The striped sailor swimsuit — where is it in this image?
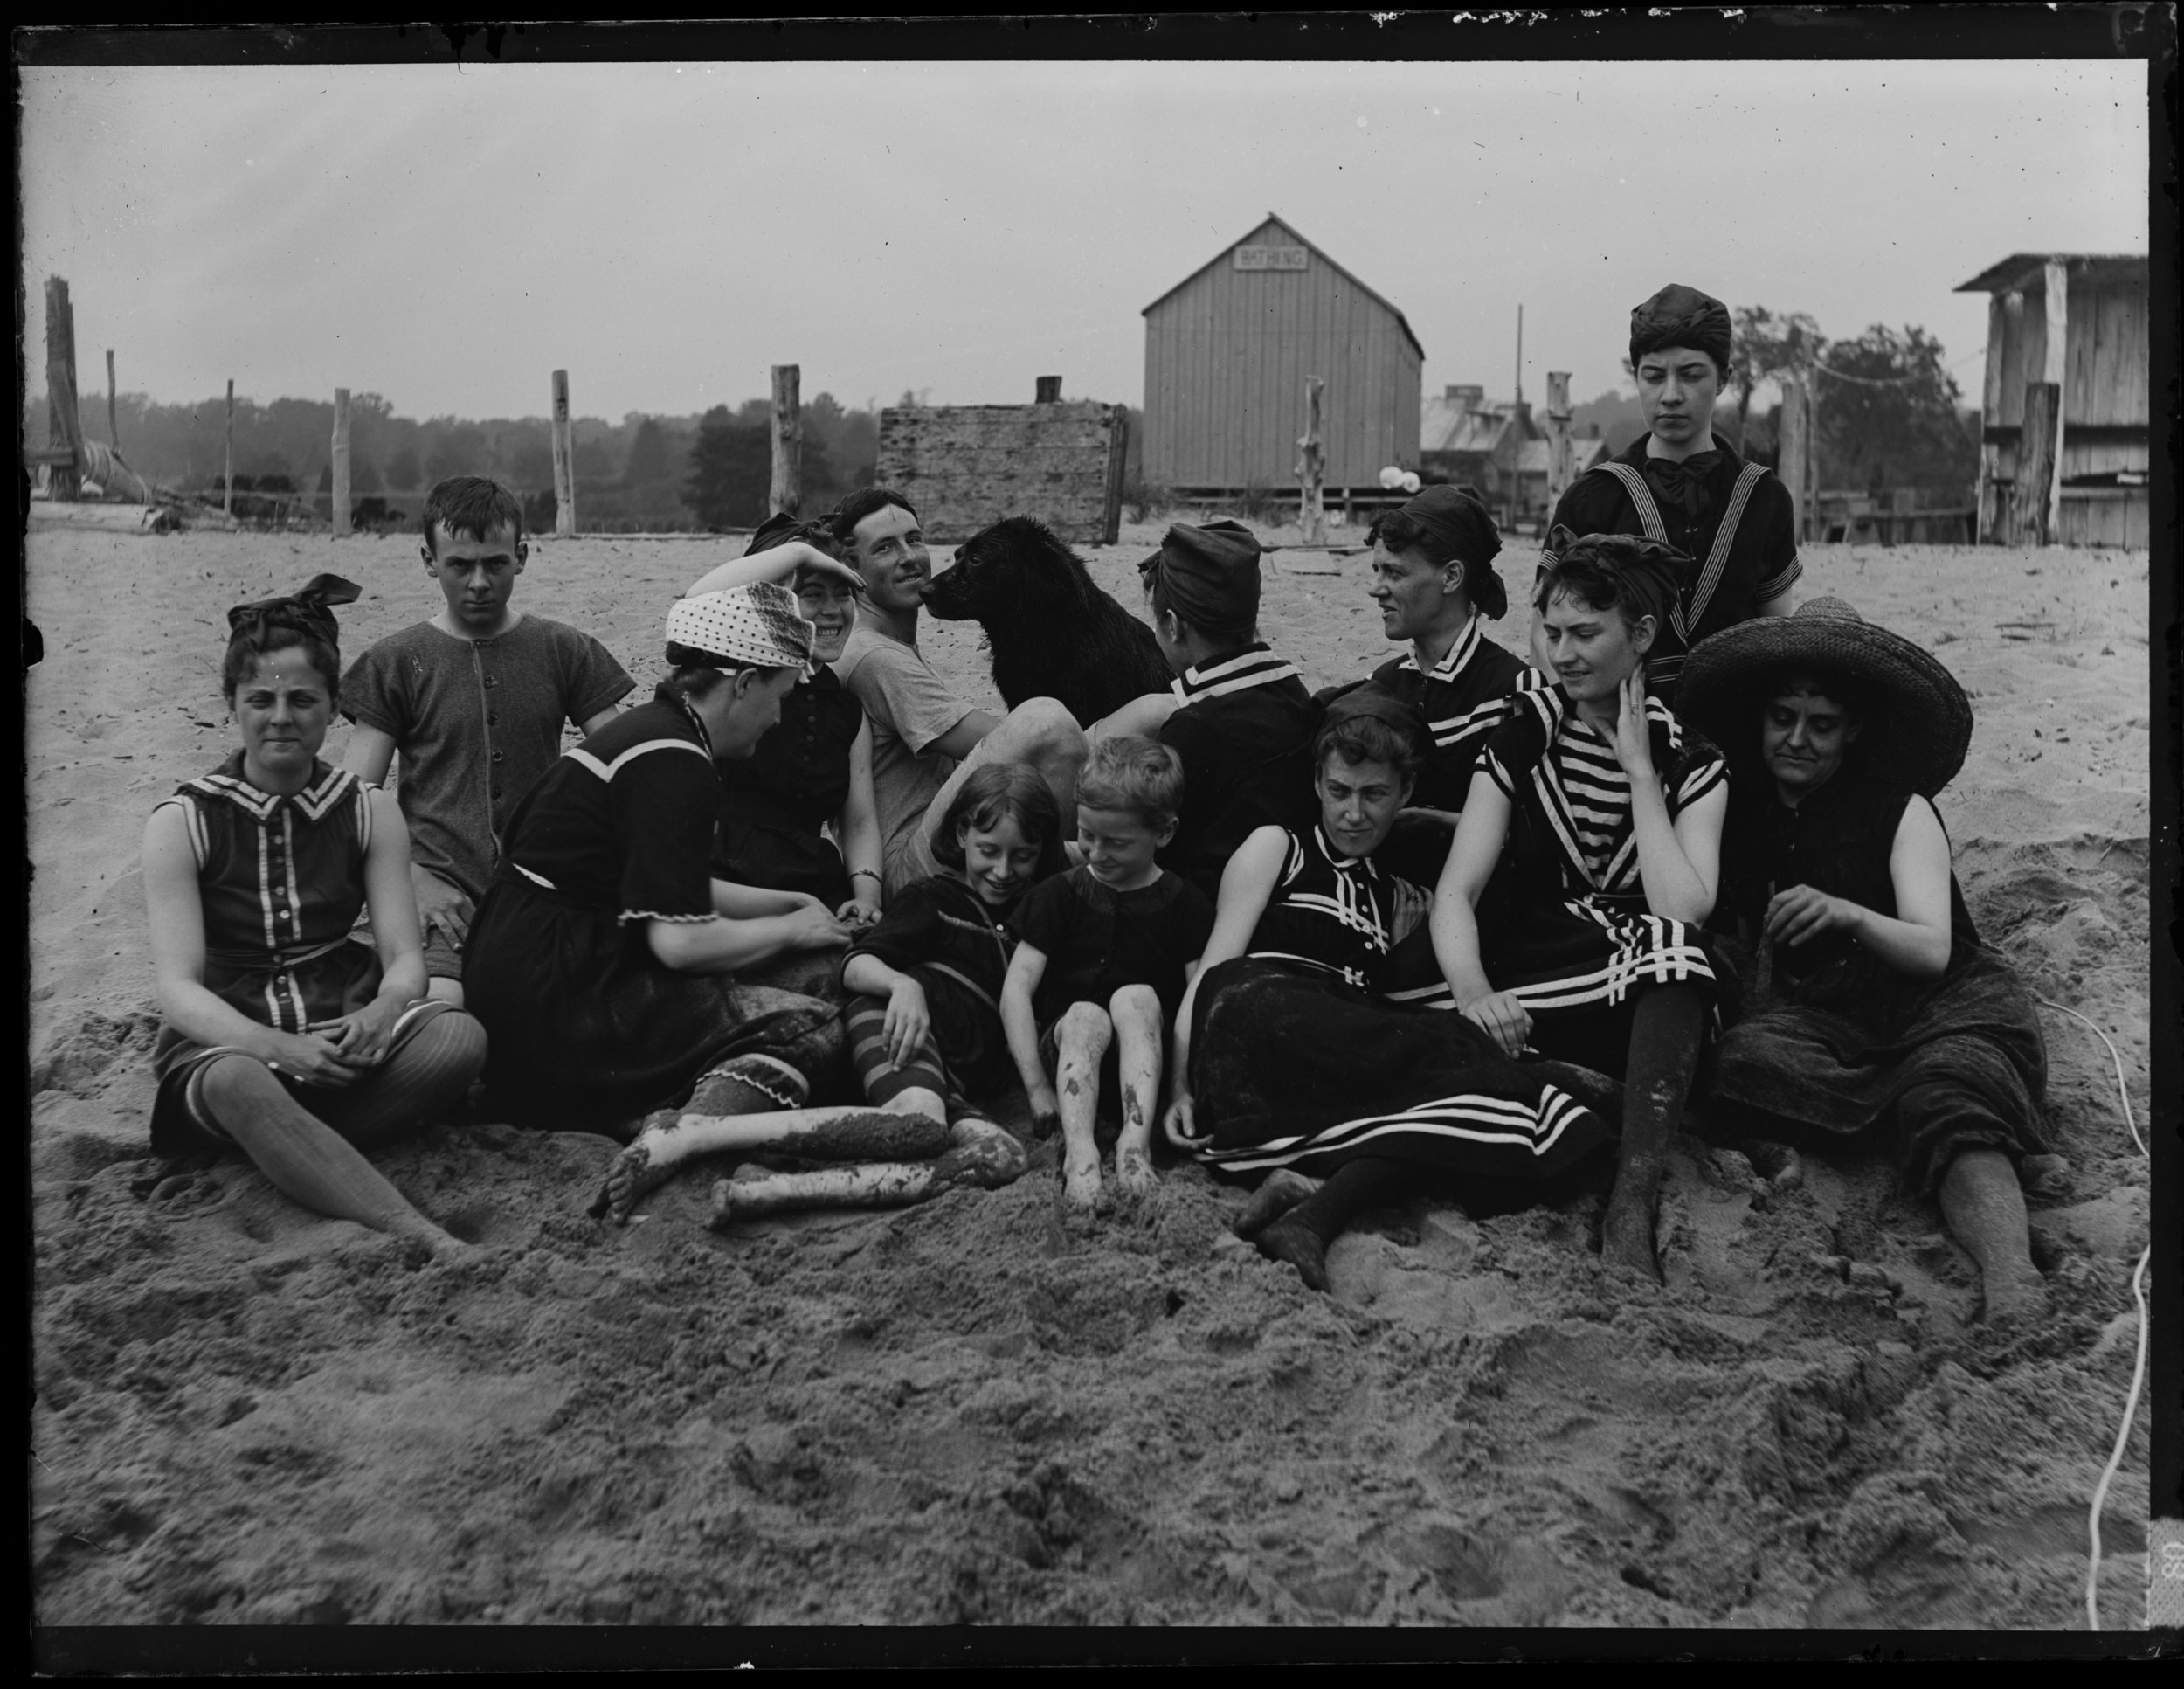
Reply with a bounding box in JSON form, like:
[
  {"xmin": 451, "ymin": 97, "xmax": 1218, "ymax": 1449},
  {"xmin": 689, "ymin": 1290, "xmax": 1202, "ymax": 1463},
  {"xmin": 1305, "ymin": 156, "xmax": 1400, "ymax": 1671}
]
[
  {"xmin": 147, "ymin": 755, "xmax": 453, "ymax": 1155},
  {"xmin": 1469, "ymin": 683, "xmax": 1731, "ymax": 1069},
  {"xmin": 1178, "ymin": 826, "xmax": 1612, "ymax": 1184}
]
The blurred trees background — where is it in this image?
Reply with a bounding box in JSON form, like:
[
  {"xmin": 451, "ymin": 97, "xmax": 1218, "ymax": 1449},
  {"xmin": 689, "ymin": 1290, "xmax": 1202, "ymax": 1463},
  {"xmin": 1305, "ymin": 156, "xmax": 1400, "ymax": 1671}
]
[{"xmin": 39, "ymin": 387, "xmax": 886, "ymax": 532}]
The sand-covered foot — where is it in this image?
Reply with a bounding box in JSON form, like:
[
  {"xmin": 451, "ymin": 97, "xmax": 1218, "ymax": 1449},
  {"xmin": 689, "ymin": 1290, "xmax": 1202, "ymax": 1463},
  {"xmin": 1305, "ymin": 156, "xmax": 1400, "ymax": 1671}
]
[
  {"xmin": 588, "ymin": 1137, "xmax": 681, "ymax": 1223},
  {"xmin": 1234, "ymin": 1168, "xmax": 1321, "ymax": 1240},
  {"xmin": 1255, "ymin": 1214, "xmax": 1330, "ymax": 1291},
  {"xmin": 1114, "ymin": 1141, "xmax": 1158, "ymax": 1200},
  {"xmin": 1600, "ymin": 1198, "xmax": 1663, "ymax": 1284},
  {"xmin": 1060, "ymin": 1146, "xmax": 1102, "ymax": 1212},
  {"xmin": 1978, "ymin": 1267, "xmax": 2051, "ymax": 1329},
  {"xmin": 1745, "ymin": 1140, "xmax": 1804, "ymax": 1192}
]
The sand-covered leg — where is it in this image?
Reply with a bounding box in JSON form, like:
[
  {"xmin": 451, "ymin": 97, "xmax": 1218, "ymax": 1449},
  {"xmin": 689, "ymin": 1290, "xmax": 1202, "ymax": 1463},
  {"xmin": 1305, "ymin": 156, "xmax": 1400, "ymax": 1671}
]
[
  {"xmin": 593, "ymin": 1104, "xmax": 954, "ymax": 1222},
  {"xmin": 1233, "ymin": 1168, "xmax": 1324, "ymax": 1239},
  {"xmin": 943, "ymin": 1116, "xmax": 1029, "ymax": 1189},
  {"xmin": 1109, "ymin": 984, "xmax": 1164, "ymax": 1199},
  {"xmin": 1054, "ymin": 1002, "xmax": 1113, "ymax": 1212},
  {"xmin": 1600, "ymin": 986, "xmax": 1704, "ymax": 1284},
  {"xmin": 710, "ymin": 1161, "xmax": 939, "ymax": 1222},
  {"xmin": 1939, "ymin": 1146, "xmax": 2049, "ymax": 1326}
]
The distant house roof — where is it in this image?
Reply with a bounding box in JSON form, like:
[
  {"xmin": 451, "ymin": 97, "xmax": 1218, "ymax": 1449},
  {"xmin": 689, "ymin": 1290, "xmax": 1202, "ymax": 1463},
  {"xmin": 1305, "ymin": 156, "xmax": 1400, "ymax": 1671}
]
[
  {"xmin": 1420, "ymin": 395, "xmax": 1532, "ymax": 456},
  {"xmin": 1142, "ymin": 212, "xmax": 1426, "ymax": 362},
  {"xmin": 1953, "ymin": 253, "xmax": 2148, "ymax": 294}
]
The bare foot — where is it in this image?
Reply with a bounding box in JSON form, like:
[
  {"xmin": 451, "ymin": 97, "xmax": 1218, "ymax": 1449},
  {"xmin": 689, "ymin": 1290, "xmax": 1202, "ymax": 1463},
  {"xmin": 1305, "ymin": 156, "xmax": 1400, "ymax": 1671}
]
[
  {"xmin": 589, "ymin": 1136, "xmax": 677, "ymax": 1223},
  {"xmin": 1978, "ymin": 1267, "xmax": 2051, "ymax": 1328},
  {"xmin": 1255, "ymin": 1213, "xmax": 1330, "ymax": 1291},
  {"xmin": 1745, "ymin": 1140, "xmax": 1804, "ymax": 1192},
  {"xmin": 1600, "ymin": 1197, "xmax": 1662, "ymax": 1284},
  {"xmin": 1061, "ymin": 1148, "xmax": 1102, "ymax": 1212},
  {"xmin": 1234, "ymin": 1169, "xmax": 1322, "ymax": 1239},
  {"xmin": 1115, "ymin": 1141, "xmax": 1158, "ymax": 1199}
]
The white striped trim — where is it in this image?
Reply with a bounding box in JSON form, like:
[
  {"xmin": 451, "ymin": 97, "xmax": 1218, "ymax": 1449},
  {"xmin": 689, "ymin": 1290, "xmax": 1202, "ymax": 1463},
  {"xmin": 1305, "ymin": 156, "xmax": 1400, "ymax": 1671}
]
[
  {"xmin": 1399, "ymin": 613, "xmax": 1485, "ymax": 685},
  {"xmin": 1596, "ymin": 458, "xmax": 1766, "ymax": 640},
  {"xmin": 566, "ymin": 737, "xmax": 713, "ymax": 781},
  {"xmin": 1192, "ymin": 1082, "xmax": 1591, "ymax": 1172},
  {"xmin": 1171, "ymin": 647, "xmax": 1302, "ymax": 704},
  {"xmin": 511, "ymin": 862, "xmax": 560, "ymax": 891}
]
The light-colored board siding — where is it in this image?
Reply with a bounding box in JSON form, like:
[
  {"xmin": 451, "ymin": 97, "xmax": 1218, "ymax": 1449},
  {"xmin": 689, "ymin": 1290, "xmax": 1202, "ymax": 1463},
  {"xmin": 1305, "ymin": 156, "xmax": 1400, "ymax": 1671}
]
[
  {"xmin": 1144, "ymin": 217, "xmax": 1420, "ymax": 489},
  {"xmin": 2060, "ymin": 437, "xmax": 2149, "ymax": 479}
]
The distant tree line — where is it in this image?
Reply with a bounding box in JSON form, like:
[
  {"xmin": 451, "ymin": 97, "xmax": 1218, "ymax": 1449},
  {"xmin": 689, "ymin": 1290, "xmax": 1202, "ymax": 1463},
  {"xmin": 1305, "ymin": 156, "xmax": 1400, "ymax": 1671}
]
[{"xmin": 27, "ymin": 388, "xmax": 881, "ymax": 532}]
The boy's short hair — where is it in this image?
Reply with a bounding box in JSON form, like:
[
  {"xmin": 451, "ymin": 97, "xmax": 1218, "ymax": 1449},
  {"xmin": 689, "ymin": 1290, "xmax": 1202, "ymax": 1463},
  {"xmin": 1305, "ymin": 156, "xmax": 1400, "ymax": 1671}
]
[
  {"xmin": 1075, "ymin": 736, "xmax": 1185, "ymax": 827},
  {"xmin": 422, "ymin": 476, "xmax": 525, "ymax": 555},
  {"xmin": 829, "ymin": 488, "xmax": 918, "ymax": 552}
]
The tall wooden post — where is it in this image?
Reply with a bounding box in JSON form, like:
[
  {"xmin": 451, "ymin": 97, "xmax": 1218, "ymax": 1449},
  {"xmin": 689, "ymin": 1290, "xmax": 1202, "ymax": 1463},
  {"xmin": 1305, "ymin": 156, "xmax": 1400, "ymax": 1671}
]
[
  {"xmin": 1296, "ymin": 376, "xmax": 1326, "ymax": 544},
  {"xmin": 1779, "ymin": 378, "xmax": 1813, "ymax": 543},
  {"xmin": 549, "ymin": 369, "xmax": 575, "ymax": 536},
  {"xmin": 1544, "ymin": 370, "xmax": 1574, "ymax": 519},
  {"xmin": 2015, "ymin": 382, "xmax": 2061, "ymax": 547},
  {"xmin": 105, "ymin": 349, "xmax": 118, "ymax": 451},
  {"xmin": 2039, "ymin": 259, "xmax": 2070, "ymax": 546},
  {"xmin": 45, "ymin": 276, "xmax": 82, "ymax": 501},
  {"xmin": 770, "ymin": 363, "xmax": 802, "ymax": 518},
  {"xmin": 224, "ymin": 379, "xmax": 236, "ymax": 516},
  {"xmin": 331, "ymin": 387, "xmax": 353, "ymax": 536},
  {"xmin": 1034, "ymin": 375, "xmax": 1061, "ymax": 404},
  {"xmin": 1974, "ymin": 291, "xmax": 2008, "ymax": 542}
]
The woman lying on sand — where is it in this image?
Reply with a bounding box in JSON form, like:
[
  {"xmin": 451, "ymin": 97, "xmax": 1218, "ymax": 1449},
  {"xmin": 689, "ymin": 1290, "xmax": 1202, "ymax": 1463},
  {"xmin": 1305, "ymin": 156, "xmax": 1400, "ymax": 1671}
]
[
  {"xmin": 1677, "ymin": 599, "xmax": 2052, "ymax": 1323},
  {"xmin": 1165, "ymin": 687, "xmax": 1614, "ymax": 1291},
  {"xmin": 461, "ymin": 585, "xmax": 848, "ymax": 1138},
  {"xmin": 140, "ymin": 575, "xmax": 486, "ymax": 1255},
  {"xmin": 1432, "ymin": 531, "xmax": 1731, "ymax": 1284},
  {"xmin": 591, "ymin": 763, "xmax": 1055, "ymax": 1225}
]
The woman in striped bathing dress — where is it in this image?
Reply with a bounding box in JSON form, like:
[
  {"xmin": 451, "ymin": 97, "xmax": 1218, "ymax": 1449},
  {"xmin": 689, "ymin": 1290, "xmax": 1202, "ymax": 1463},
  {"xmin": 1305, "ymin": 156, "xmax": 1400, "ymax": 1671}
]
[
  {"xmin": 140, "ymin": 575, "xmax": 487, "ymax": 1254},
  {"xmin": 1163, "ymin": 688, "xmax": 1614, "ymax": 1291},
  {"xmin": 1433, "ymin": 530, "xmax": 1732, "ymax": 1283}
]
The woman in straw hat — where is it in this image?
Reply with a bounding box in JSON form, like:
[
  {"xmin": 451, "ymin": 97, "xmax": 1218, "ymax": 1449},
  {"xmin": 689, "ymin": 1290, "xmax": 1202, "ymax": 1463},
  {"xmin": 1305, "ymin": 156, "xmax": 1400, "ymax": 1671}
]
[
  {"xmin": 1677, "ymin": 599, "xmax": 2050, "ymax": 1323},
  {"xmin": 463, "ymin": 585, "xmax": 851, "ymax": 1138},
  {"xmin": 1433, "ymin": 531, "xmax": 1733, "ymax": 1284}
]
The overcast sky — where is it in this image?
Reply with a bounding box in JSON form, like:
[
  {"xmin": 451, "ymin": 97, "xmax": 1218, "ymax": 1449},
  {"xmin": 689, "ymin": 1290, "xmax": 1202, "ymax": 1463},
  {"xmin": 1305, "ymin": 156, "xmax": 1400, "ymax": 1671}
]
[{"xmin": 20, "ymin": 51, "xmax": 2148, "ymax": 422}]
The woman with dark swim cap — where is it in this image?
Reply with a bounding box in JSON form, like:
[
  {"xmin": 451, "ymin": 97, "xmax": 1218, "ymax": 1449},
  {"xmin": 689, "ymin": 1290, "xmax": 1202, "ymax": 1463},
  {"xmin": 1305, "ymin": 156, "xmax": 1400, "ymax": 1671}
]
[
  {"xmin": 140, "ymin": 576, "xmax": 487, "ymax": 1253},
  {"xmin": 1542, "ymin": 283, "xmax": 1801, "ymax": 702}
]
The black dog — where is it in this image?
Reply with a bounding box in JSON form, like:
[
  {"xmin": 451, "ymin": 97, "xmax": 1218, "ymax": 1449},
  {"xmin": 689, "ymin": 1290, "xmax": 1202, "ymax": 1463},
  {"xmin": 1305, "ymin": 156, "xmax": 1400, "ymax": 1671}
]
[{"xmin": 922, "ymin": 516, "xmax": 1174, "ymax": 728}]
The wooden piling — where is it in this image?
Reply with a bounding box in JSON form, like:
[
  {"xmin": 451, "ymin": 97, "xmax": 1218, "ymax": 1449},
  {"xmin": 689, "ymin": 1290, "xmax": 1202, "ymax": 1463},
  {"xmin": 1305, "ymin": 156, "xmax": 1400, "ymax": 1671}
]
[
  {"xmin": 1034, "ymin": 376, "xmax": 1062, "ymax": 404},
  {"xmin": 224, "ymin": 379, "xmax": 235, "ymax": 516},
  {"xmin": 105, "ymin": 349, "xmax": 118, "ymax": 453},
  {"xmin": 331, "ymin": 387, "xmax": 352, "ymax": 537},
  {"xmin": 1778, "ymin": 378, "xmax": 1813, "ymax": 543},
  {"xmin": 550, "ymin": 369, "xmax": 575, "ymax": 536},
  {"xmin": 770, "ymin": 364, "xmax": 802, "ymax": 518},
  {"xmin": 1296, "ymin": 376, "xmax": 1326, "ymax": 544},
  {"xmin": 1545, "ymin": 370, "xmax": 1574, "ymax": 516},
  {"xmin": 45, "ymin": 276, "xmax": 82, "ymax": 501},
  {"xmin": 2015, "ymin": 381, "xmax": 2061, "ymax": 547}
]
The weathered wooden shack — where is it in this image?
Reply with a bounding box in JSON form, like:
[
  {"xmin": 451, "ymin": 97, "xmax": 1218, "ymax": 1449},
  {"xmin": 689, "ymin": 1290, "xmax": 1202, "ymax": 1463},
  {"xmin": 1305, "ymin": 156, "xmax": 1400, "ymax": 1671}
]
[
  {"xmin": 1141, "ymin": 213, "xmax": 1422, "ymax": 499},
  {"xmin": 1956, "ymin": 253, "xmax": 2148, "ymax": 548}
]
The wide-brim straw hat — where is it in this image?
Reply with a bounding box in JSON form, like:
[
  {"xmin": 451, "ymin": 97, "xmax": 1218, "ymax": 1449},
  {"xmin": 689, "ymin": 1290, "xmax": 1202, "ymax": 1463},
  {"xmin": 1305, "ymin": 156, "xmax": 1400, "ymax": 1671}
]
[{"xmin": 1677, "ymin": 597, "xmax": 1973, "ymax": 796}]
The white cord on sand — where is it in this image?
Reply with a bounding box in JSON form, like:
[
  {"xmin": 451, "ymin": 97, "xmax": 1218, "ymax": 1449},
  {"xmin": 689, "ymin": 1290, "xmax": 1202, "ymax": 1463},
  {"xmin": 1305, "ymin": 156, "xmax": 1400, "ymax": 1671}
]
[
  {"xmin": 2083, "ymin": 1248, "xmax": 2149, "ymax": 1633},
  {"xmin": 2035, "ymin": 998, "xmax": 2149, "ymax": 1632},
  {"xmin": 2037, "ymin": 997, "xmax": 2146, "ymax": 1157}
]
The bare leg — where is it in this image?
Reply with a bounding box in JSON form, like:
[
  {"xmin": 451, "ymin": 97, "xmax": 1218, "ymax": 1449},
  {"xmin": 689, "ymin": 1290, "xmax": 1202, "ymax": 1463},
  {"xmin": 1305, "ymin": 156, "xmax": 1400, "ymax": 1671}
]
[
  {"xmin": 1600, "ymin": 986, "xmax": 1704, "ymax": 1284},
  {"xmin": 1938, "ymin": 1148, "xmax": 2049, "ymax": 1325},
  {"xmin": 592, "ymin": 1088, "xmax": 947, "ymax": 1223},
  {"xmin": 1089, "ymin": 692, "xmax": 1181, "ymax": 744},
  {"xmin": 709, "ymin": 1116, "xmax": 1029, "ymax": 1224},
  {"xmin": 425, "ymin": 977, "xmax": 466, "ymax": 1007},
  {"xmin": 1107, "ymin": 984, "xmax": 1165, "ymax": 1198},
  {"xmin": 197, "ymin": 1056, "xmax": 464, "ymax": 1255},
  {"xmin": 1054, "ymin": 1002, "xmax": 1113, "ymax": 1211}
]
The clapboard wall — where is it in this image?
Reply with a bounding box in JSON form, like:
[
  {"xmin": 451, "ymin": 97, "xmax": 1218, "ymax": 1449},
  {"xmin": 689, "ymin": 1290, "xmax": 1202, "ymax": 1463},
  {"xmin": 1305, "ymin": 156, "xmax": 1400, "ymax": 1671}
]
[
  {"xmin": 874, "ymin": 399, "xmax": 1125, "ymax": 544},
  {"xmin": 1142, "ymin": 214, "xmax": 1423, "ymax": 493},
  {"xmin": 1960, "ymin": 253, "xmax": 2148, "ymax": 548}
]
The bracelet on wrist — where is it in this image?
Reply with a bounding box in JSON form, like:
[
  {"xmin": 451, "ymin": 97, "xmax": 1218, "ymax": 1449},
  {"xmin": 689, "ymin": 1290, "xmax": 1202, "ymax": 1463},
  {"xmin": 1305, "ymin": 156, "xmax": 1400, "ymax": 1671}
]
[{"xmin": 850, "ymin": 869, "xmax": 882, "ymax": 885}]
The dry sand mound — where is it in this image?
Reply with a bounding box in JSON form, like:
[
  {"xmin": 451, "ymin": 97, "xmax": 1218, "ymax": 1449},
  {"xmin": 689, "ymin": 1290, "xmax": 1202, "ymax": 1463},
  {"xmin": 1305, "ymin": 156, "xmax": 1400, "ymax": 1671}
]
[{"xmin": 28, "ymin": 529, "xmax": 2151, "ymax": 1632}]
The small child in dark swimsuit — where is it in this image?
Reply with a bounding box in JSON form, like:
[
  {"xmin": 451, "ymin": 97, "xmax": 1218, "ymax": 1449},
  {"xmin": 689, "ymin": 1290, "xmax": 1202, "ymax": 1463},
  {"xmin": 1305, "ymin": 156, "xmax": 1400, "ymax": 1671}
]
[{"xmin": 1001, "ymin": 737, "xmax": 1216, "ymax": 1211}]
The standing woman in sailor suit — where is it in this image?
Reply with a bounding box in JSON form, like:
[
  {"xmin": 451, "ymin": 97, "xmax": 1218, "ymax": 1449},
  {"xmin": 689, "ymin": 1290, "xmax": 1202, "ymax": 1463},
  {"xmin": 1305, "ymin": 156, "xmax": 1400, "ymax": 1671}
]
[{"xmin": 141, "ymin": 576, "xmax": 487, "ymax": 1253}]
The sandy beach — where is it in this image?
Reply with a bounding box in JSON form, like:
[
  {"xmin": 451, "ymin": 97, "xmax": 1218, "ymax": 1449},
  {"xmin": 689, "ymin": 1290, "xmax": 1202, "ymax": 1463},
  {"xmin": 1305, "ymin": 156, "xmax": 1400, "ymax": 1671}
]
[{"xmin": 28, "ymin": 522, "xmax": 2152, "ymax": 1631}]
